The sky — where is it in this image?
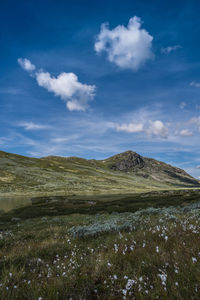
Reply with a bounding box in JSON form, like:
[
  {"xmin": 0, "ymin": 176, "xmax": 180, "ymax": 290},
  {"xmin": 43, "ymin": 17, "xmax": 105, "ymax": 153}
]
[{"xmin": 1, "ymin": 0, "xmax": 200, "ymax": 178}]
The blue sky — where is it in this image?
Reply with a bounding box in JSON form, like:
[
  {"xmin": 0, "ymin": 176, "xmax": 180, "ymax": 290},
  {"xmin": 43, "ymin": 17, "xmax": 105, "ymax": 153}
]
[{"xmin": 1, "ymin": 0, "xmax": 200, "ymax": 178}]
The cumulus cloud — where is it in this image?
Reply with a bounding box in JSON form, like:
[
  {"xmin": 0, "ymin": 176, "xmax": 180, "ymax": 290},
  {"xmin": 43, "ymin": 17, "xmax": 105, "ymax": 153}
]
[
  {"xmin": 161, "ymin": 45, "xmax": 182, "ymax": 54},
  {"xmin": 113, "ymin": 118, "xmax": 168, "ymax": 139},
  {"xmin": 147, "ymin": 120, "xmax": 168, "ymax": 139},
  {"xmin": 35, "ymin": 71, "xmax": 95, "ymax": 111},
  {"xmin": 18, "ymin": 58, "xmax": 96, "ymax": 111},
  {"xmin": 17, "ymin": 58, "xmax": 35, "ymax": 71},
  {"xmin": 95, "ymin": 16, "xmax": 154, "ymax": 70},
  {"xmin": 115, "ymin": 122, "xmax": 144, "ymax": 133},
  {"xmin": 190, "ymin": 81, "xmax": 200, "ymax": 88},
  {"xmin": 177, "ymin": 129, "xmax": 193, "ymax": 137},
  {"xmin": 19, "ymin": 122, "xmax": 50, "ymax": 130}
]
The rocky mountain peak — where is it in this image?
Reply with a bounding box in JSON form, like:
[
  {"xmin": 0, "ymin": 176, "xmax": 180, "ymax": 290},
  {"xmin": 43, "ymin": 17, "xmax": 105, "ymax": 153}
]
[{"xmin": 109, "ymin": 150, "xmax": 145, "ymax": 171}]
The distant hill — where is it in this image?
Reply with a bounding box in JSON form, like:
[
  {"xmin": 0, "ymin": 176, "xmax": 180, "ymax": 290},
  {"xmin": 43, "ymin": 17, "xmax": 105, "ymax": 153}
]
[{"xmin": 0, "ymin": 150, "xmax": 199, "ymax": 195}]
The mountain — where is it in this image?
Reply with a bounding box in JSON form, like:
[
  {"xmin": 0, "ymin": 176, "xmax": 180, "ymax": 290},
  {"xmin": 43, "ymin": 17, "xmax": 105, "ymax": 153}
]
[{"xmin": 0, "ymin": 150, "xmax": 199, "ymax": 195}]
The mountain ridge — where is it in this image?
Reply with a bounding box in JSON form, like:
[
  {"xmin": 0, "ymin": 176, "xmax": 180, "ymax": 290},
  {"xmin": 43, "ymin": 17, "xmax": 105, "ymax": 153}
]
[{"xmin": 0, "ymin": 149, "xmax": 199, "ymax": 195}]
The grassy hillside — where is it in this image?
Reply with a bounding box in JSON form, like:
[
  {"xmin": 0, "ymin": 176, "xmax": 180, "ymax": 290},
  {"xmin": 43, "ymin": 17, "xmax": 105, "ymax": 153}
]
[{"xmin": 0, "ymin": 150, "xmax": 199, "ymax": 196}]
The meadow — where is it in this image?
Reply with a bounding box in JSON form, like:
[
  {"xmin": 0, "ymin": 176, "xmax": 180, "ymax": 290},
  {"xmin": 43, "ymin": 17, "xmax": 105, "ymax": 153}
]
[{"xmin": 0, "ymin": 191, "xmax": 200, "ymax": 299}]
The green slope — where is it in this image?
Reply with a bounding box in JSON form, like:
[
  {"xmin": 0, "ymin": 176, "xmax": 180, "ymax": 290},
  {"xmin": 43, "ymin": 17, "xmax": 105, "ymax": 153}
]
[{"xmin": 0, "ymin": 150, "xmax": 199, "ymax": 196}]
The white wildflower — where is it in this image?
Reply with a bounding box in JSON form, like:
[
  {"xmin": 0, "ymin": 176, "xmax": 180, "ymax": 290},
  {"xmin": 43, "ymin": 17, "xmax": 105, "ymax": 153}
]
[
  {"xmin": 126, "ymin": 279, "xmax": 135, "ymax": 290},
  {"xmin": 158, "ymin": 273, "xmax": 167, "ymax": 286},
  {"xmin": 192, "ymin": 257, "xmax": 197, "ymax": 263},
  {"xmin": 114, "ymin": 244, "xmax": 118, "ymax": 253},
  {"xmin": 122, "ymin": 289, "xmax": 127, "ymax": 296}
]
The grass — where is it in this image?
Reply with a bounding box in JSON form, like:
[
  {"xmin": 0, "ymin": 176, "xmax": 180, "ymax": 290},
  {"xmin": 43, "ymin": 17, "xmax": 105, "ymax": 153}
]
[
  {"xmin": 1, "ymin": 189, "xmax": 200, "ymax": 221},
  {"xmin": 0, "ymin": 200, "xmax": 200, "ymax": 299},
  {"xmin": 0, "ymin": 150, "xmax": 199, "ymax": 196}
]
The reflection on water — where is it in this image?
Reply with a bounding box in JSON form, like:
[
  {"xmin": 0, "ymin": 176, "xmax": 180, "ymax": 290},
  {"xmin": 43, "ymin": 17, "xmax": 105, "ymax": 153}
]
[{"xmin": 0, "ymin": 196, "xmax": 32, "ymax": 213}]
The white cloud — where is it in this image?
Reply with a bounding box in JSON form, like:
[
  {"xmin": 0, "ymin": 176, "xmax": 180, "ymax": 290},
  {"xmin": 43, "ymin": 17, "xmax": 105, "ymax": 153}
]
[
  {"xmin": 17, "ymin": 58, "xmax": 35, "ymax": 71},
  {"xmin": 19, "ymin": 122, "xmax": 50, "ymax": 130},
  {"xmin": 18, "ymin": 58, "xmax": 96, "ymax": 111},
  {"xmin": 161, "ymin": 45, "xmax": 182, "ymax": 54},
  {"xmin": 51, "ymin": 137, "xmax": 71, "ymax": 143},
  {"xmin": 190, "ymin": 81, "xmax": 200, "ymax": 88},
  {"xmin": 196, "ymin": 165, "xmax": 200, "ymax": 169},
  {"xmin": 35, "ymin": 71, "xmax": 95, "ymax": 111},
  {"xmin": 179, "ymin": 102, "xmax": 186, "ymax": 109},
  {"xmin": 95, "ymin": 16, "xmax": 154, "ymax": 70},
  {"xmin": 190, "ymin": 116, "xmax": 200, "ymax": 124},
  {"xmin": 177, "ymin": 129, "xmax": 193, "ymax": 137},
  {"xmin": 147, "ymin": 120, "xmax": 168, "ymax": 139},
  {"xmin": 115, "ymin": 122, "xmax": 144, "ymax": 133},
  {"xmin": 113, "ymin": 117, "xmax": 168, "ymax": 139},
  {"xmin": 189, "ymin": 116, "xmax": 200, "ymax": 131},
  {"xmin": 51, "ymin": 135, "xmax": 80, "ymax": 143}
]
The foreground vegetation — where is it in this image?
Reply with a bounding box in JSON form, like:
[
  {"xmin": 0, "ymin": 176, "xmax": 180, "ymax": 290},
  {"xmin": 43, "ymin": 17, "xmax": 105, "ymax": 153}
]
[{"xmin": 0, "ymin": 200, "xmax": 200, "ymax": 299}]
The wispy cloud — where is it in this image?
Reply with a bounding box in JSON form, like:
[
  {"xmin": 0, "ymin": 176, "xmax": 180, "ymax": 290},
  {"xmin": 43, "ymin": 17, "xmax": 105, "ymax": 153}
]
[
  {"xmin": 0, "ymin": 87, "xmax": 23, "ymax": 95},
  {"xmin": 18, "ymin": 122, "xmax": 50, "ymax": 130},
  {"xmin": 161, "ymin": 45, "xmax": 182, "ymax": 54},
  {"xmin": 189, "ymin": 116, "xmax": 200, "ymax": 131},
  {"xmin": 190, "ymin": 81, "xmax": 200, "ymax": 88},
  {"xmin": 18, "ymin": 58, "xmax": 96, "ymax": 111},
  {"xmin": 17, "ymin": 58, "xmax": 36, "ymax": 71},
  {"xmin": 51, "ymin": 135, "xmax": 80, "ymax": 143},
  {"xmin": 179, "ymin": 102, "xmax": 187, "ymax": 109},
  {"xmin": 115, "ymin": 122, "xmax": 144, "ymax": 133},
  {"xmin": 95, "ymin": 16, "xmax": 154, "ymax": 70}
]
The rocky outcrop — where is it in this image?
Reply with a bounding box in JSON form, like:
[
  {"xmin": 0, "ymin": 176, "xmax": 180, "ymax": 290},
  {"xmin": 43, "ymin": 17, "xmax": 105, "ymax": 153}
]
[{"xmin": 110, "ymin": 151, "xmax": 145, "ymax": 171}]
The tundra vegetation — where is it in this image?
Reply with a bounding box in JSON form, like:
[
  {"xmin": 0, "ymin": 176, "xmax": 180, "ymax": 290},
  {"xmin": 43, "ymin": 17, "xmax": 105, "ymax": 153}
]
[
  {"xmin": 0, "ymin": 150, "xmax": 199, "ymax": 196},
  {"xmin": 0, "ymin": 150, "xmax": 200, "ymax": 299},
  {"xmin": 0, "ymin": 197, "xmax": 200, "ymax": 299}
]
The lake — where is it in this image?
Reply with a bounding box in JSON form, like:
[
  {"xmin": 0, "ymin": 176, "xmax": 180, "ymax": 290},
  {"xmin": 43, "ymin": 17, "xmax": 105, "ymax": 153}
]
[{"xmin": 0, "ymin": 195, "xmax": 32, "ymax": 213}]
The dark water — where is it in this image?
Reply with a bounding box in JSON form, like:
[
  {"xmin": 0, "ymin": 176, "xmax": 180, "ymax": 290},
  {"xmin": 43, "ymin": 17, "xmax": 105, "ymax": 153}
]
[{"xmin": 0, "ymin": 196, "xmax": 32, "ymax": 213}]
